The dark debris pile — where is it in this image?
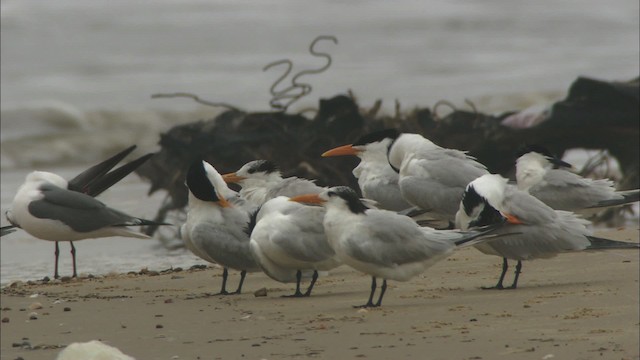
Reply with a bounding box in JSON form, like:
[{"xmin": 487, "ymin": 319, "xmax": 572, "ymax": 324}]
[{"xmin": 136, "ymin": 76, "xmax": 639, "ymax": 233}]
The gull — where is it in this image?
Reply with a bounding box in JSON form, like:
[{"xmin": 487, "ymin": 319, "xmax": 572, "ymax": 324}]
[
  {"xmin": 182, "ymin": 159, "xmax": 260, "ymax": 295},
  {"xmin": 5, "ymin": 146, "xmax": 156, "ymax": 278},
  {"xmin": 321, "ymin": 129, "xmax": 413, "ymax": 212},
  {"xmin": 290, "ymin": 186, "xmax": 504, "ymax": 308},
  {"xmin": 515, "ymin": 144, "xmax": 639, "ymax": 213},
  {"xmin": 382, "ymin": 129, "xmax": 489, "ymax": 223},
  {"xmin": 455, "ymin": 173, "xmax": 639, "ymax": 289},
  {"xmin": 1, "ymin": 226, "xmax": 16, "ymax": 237},
  {"xmin": 221, "ymin": 160, "xmax": 324, "ymax": 206},
  {"xmin": 249, "ymin": 196, "xmax": 341, "ymax": 297}
]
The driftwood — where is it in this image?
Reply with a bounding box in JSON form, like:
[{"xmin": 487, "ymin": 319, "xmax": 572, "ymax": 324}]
[{"xmin": 136, "ymin": 76, "xmax": 639, "ymax": 236}]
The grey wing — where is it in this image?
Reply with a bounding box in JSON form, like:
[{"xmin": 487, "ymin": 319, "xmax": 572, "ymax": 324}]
[
  {"xmin": 191, "ymin": 223, "xmax": 258, "ymax": 271},
  {"xmin": 361, "ymin": 177, "xmax": 412, "ymax": 212},
  {"xmin": 345, "ymin": 211, "xmax": 453, "ymax": 266},
  {"xmin": 530, "ymin": 170, "xmax": 619, "ymax": 210},
  {"xmin": 479, "ymin": 212, "xmax": 591, "ymax": 260},
  {"xmin": 401, "ymin": 150, "xmax": 488, "ymax": 218},
  {"xmin": 29, "ymin": 184, "xmax": 137, "ymax": 232},
  {"xmin": 273, "ymin": 207, "xmax": 335, "ymax": 262},
  {"xmin": 485, "ymin": 187, "xmax": 592, "ymax": 260},
  {"xmin": 267, "ymin": 178, "xmax": 324, "ymax": 199},
  {"xmin": 501, "ymin": 186, "xmax": 558, "ymax": 225}
]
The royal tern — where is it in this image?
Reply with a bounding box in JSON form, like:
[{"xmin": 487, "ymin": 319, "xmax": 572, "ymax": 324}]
[
  {"xmin": 4, "ymin": 146, "xmax": 155, "ymax": 278},
  {"xmin": 221, "ymin": 160, "xmax": 324, "ymax": 205},
  {"xmin": 290, "ymin": 186, "xmax": 504, "ymax": 308},
  {"xmin": 222, "ymin": 160, "xmax": 339, "ymax": 296},
  {"xmin": 383, "ymin": 129, "xmax": 489, "ymax": 223},
  {"xmin": 321, "ymin": 129, "xmax": 413, "ymax": 212},
  {"xmin": 249, "ymin": 196, "xmax": 341, "ymax": 297},
  {"xmin": 182, "ymin": 160, "xmax": 260, "ymax": 295},
  {"xmin": 455, "ymin": 173, "xmax": 638, "ymax": 289},
  {"xmin": 515, "ymin": 144, "xmax": 639, "ymax": 212}
]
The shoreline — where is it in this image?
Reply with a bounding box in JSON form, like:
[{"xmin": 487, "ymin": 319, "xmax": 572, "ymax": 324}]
[{"xmin": 1, "ymin": 228, "xmax": 638, "ymax": 360}]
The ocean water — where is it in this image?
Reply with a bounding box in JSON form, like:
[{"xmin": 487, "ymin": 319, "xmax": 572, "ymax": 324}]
[{"xmin": 1, "ymin": 0, "xmax": 638, "ymax": 285}]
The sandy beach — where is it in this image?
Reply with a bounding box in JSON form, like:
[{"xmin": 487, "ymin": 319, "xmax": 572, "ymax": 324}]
[{"xmin": 1, "ymin": 227, "xmax": 638, "ymax": 360}]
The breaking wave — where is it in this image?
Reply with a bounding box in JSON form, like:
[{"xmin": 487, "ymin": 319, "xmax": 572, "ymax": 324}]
[{"xmin": 0, "ymin": 101, "xmax": 223, "ymax": 170}]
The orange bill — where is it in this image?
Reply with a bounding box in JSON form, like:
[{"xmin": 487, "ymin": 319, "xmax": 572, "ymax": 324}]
[
  {"xmin": 503, "ymin": 213, "xmax": 524, "ymax": 225},
  {"xmin": 218, "ymin": 194, "xmax": 232, "ymax": 208},
  {"xmin": 289, "ymin": 194, "xmax": 326, "ymax": 204},
  {"xmin": 221, "ymin": 172, "xmax": 245, "ymax": 184},
  {"xmin": 321, "ymin": 144, "xmax": 359, "ymax": 157}
]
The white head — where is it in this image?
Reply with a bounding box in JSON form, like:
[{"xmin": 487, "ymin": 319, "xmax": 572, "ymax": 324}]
[
  {"xmin": 222, "ymin": 160, "xmax": 283, "ymax": 188},
  {"xmin": 515, "ymin": 145, "xmax": 572, "ymax": 191},
  {"xmin": 387, "ymin": 132, "xmax": 438, "ymax": 171},
  {"xmin": 24, "ymin": 171, "xmax": 68, "ymax": 189},
  {"xmin": 289, "ymin": 186, "xmax": 369, "ymax": 215},
  {"xmin": 456, "ymin": 174, "xmax": 509, "ymax": 229},
  {"xmin": 321, "ymin": 129, "xmax": 399, "ymax": 179},
  {"xmin": 467, "ymin": 174, "xmax": 509, "ymax": 210},
  {"xmin": 353, "ymin": 134, "xmax": 396, "ymax": 164}
]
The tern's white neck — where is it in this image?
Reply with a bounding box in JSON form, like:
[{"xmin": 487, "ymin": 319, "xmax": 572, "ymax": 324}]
[
  {"xmin": 515, "ymin": 152, "xmax": 548, "ymax": 191},
  {"xmin": 202, "ymin": 161, "xmax": 238, "ymax": 199},
  {"xmin": 387, "ymin": 133, "xmax": 439, "ymax": 170}
]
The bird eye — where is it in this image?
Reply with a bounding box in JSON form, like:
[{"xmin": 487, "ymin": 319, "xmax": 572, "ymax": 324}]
[
  {"xmin": 327, "ymin": 191, "xmax": 336, "ymax": 197},
  {"xmin": 248, "ymin": 168, "xmax": 255, "ymax": 174}
]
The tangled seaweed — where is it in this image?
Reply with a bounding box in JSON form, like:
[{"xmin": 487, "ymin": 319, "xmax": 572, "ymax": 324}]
[
  {"xmin": 150, "ymin": 35, "xmax": 338, "ymax": 115},
  {"xmin": 263, "ymin": 35, "xmax": 338, "ymax": 112}
]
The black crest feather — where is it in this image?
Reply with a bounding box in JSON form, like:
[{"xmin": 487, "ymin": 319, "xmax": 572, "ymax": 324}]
[{"xmin": 353, "ymin": 128, "xmax": 400, "ymax": 147}]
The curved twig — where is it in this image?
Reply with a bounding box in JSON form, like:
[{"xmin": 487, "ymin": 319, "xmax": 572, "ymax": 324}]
[
  {"xmin": 263, "ymin": 35, "xmax": 338, "ymax": 112},
  {"xmin": 463, "ymin": 98, "xmax": 483, "ymax": 127},
  {"xmin": 263, "ymin": 59, "xmax": 296, "ymax": 97},
  {"xmin": 151, "ymin": 92, "xmax": 241, "ymax": 112},
  {"xmin": 290, "ymin": 35, "xmax": 339, "ymax": 97},
  {"xmin": 263, "ymin": 59, "xmax": 308, "ymax": 111},
  {"xmin": 432, "ymin": 100, "xmax": 459, "ymax": 122}
]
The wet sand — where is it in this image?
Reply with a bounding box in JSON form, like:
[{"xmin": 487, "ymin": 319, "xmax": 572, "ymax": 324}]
[{"xmin": 1, "ymin": 228, "xmax": 638, "ymax": 360}]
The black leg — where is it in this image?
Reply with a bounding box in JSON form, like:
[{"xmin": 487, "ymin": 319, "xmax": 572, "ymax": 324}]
[
  {"xmin": 303, "ymin": 270, "xmax": 319, "ymax": 297},
  {"xmin": 508, "ymin": 261, "xmax": 523, "ymax": 289},
  {"xmin": 282, "ymin": 270, "xmax": 305, "ymax": 298},
  {"xmin": 54, "ymin": 242, "xmax": 60, "ymax": 279},
  {"xmin": 232, "ymin": 270, "xmax": 247, "ymax": 294},
  {"xmin": 375, "ymin": 279, "xmax": 387, "ymax": 307},
  {"xmin": 70, "ymin": 241, "xmax": 77, "ymax": 278},
  {"xmin": 216, "ymin": 268, "xmax": 230, "ymax": 295},
  {"xmin": 482, "ymin": 257, "xmax": 508, "ymax": 290},
  {"xmin": 354, "ymin": 276, "xmax": 378, "ymax": 308}
]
